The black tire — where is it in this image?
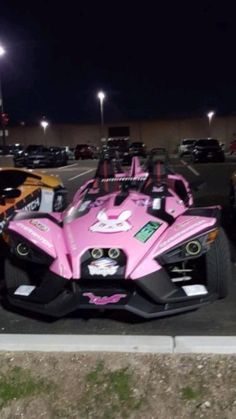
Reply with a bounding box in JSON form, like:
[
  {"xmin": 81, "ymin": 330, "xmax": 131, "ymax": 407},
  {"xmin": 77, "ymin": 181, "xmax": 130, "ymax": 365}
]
[
  {"xmin": 206, "ymin": 228, "xmax": 231, "ymax": 298},
  {"xmin": 4, "ymin": 258, "xmax": 31, "ymax": 290}
]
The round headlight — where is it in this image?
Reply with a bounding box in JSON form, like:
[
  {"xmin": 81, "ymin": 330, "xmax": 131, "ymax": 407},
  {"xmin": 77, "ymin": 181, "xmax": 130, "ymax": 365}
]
[
  {"xmin": 91, "ymin": 248, "xmax": 103, "ymax": 259},
  {"xmin": 108, "ymin": 248, "xmax": 120, "ymax": 259},
  {"xmin": 185, "ymin": 240, "xmax": 202, "ymax": 256},
  {"xmin": 16, "ymin": 242, "xmax": 30, "ymax": 257}
]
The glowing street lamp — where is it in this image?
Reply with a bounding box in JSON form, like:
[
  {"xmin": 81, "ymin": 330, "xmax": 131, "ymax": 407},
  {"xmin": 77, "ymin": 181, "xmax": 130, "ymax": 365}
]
[
  {"xmin": 0, "ymin": 46, "xmax": 5, "ymax": 57},
  {"xmin": 207, "ymin": 111, "xmax": 215, "ymax": 126},
  {"xmin": 40, "ymin": 120, "xmax": 49, "ymax": 133},
  {"xmin": 97, "ymin": 91, "xmax": 106, "ymax": 139}
]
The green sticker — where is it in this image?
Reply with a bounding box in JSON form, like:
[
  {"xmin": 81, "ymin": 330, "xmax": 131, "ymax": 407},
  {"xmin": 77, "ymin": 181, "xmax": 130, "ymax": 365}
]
[{"xmin": 134, "ymin": 221, "xmax": 161, "ymax": 243}]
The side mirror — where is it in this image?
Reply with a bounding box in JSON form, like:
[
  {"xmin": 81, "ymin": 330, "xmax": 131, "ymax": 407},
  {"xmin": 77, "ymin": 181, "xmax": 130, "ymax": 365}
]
[{"xmin": 0, "ymin": 188, "xmax": 21, "ymax": 205}]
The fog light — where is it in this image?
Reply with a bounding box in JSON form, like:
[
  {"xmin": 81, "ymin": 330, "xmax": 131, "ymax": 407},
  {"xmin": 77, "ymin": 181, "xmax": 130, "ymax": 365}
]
[
  {"xmin": 108, "ymin": 248, "xmax": 120, "ymax": 259},
  {"xmin": 91, "ymin": 248, "xmax": 103, "ymax": 259},
  {"xmin": 16, "ymin": 242, "xmax": 30, "ymax": 257},
  {"xmin": 185, "ymin": 240, "xmax": 202, "ymax": 256}
]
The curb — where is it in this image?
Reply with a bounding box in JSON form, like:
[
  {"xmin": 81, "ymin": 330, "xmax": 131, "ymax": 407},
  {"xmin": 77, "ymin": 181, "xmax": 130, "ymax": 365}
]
[
  {"xmin": 0, "ymin": 335, "xmax": 173, "ymax": 353},
  {"xmin": 175, "ymin": 336, "xmax": 236, "ymax": 354},
  {"xmin": 0, "ymin": 335, "xmax": 236, "ymax": 354}
]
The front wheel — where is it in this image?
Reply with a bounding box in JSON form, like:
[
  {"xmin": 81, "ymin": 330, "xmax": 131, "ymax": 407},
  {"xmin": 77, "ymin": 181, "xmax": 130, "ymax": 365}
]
[{"xmin": 206, "ymin": 228, "xmax": 231, "ymax": 298}]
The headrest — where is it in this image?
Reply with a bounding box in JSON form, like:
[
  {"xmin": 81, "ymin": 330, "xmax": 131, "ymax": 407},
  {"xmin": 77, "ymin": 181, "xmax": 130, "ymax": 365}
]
[{"xmin": 95, "ymin": 159, "xmax": 115, "ymax": 179}]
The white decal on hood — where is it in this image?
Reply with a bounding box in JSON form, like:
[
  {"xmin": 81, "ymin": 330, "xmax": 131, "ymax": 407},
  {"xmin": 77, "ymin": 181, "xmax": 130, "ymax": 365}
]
[
  {"xmin": 90, "ymin": 210, "xmax": 132, "ymax": 233},
  {"xmin": 30, "ymin": 219, "xmax": 49, "ymax": 232},
  {"xmin": 88, "ymin": 258, "xmax": 119, "ymax": 276}
]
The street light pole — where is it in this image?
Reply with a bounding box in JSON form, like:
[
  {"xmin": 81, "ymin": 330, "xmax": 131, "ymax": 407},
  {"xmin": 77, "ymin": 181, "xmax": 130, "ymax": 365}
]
[
  {"xmin": 0, "ymin": 45, "xmax": 6, "ymax": 147},
  {"xmin": 97, "ymin": 91, "xmax": 105, "ymax": 140}
]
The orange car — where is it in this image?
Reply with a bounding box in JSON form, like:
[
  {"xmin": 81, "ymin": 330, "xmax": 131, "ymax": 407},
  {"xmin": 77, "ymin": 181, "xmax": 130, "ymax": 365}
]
[{"xmin": 0, "ymin": 168, "xmax": 66, "ymax": 232}]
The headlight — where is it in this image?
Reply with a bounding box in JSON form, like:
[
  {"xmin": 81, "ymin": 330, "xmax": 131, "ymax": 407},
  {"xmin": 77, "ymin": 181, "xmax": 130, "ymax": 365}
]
[
  {"xmin": 108, "ymin": 248, "xmax": 121, "ymax": 259},
  {"xmin": 16, "ymin": 242, "xmax": 30, "ymax": 257},
  {"xmin": 158, "ymin": 229, "xmax": 219, "ymax": 264},
  {"xmin": 91, "ymin": 248, "xmax": 104, "ymax": 259},
  {"xmin": 9, "ymin": 233, "xmax": 53, "ymax": 265},
  {"xmin": 185, "ymin": 240, "xmax": 202, "ymax": 256}
]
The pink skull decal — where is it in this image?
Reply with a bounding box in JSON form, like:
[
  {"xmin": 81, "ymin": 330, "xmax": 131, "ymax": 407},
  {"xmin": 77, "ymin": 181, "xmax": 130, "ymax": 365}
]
[
  {"xmin": 83, "ymin": 292, "xmax": 127, "ymax": 305},
  {"xmin": 90, "ymin": 210, "xmax": 132, "ymax": 233}
]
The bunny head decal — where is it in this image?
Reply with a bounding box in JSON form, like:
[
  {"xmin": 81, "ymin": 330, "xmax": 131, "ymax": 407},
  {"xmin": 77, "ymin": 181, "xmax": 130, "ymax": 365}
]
[{"xmin": 90, "ymin": 210, "xmax": 132, "ymax": 233}]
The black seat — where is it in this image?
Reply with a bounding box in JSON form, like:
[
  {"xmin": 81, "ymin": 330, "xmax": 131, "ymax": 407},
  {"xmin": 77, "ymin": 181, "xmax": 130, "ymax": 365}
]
[
  {"xmin": 95, "ymin": 158, "xmax": 115, "ymax": 179},
  {"xmin": 92, "ymin": 158, "xmax": 120, "ymax": 193}
]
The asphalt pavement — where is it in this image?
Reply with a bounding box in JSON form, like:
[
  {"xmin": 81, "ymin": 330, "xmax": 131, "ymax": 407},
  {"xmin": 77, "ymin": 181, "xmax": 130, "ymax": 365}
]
[{"xmin": 1, "ymin": 158, "xmax": 236, "ymax": 336}]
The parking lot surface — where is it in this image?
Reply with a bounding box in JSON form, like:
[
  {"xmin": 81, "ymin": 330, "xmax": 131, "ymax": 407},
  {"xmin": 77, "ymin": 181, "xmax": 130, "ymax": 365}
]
[{"xmin": 1, "ymin": 158, "xmax": 236, "ymax": 336}]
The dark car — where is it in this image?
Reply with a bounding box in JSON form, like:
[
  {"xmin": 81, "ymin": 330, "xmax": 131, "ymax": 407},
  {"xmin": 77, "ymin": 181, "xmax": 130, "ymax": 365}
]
[
  {"xmin": 106, "ymin": 137, "xmax": 131, "ymax": 164},
  {"xmin": 14, "ymin": 145, "xmax": 67, "ymax": 168},
  {"xmin": 75, "ymin": 144, "xmax": 94, "ymax": 159},
  {"xmin": 8, "ymin": 144, "xmax": 24, "ymax": 156},
  {"xmin": 48, "ymin": 147, "xmax": 68, "ymax": 166},
  {"xmin": 61, "ymin": 146, "xmax": 75, "ymax": 160},
  {"xmin": 129, "ymin": 141, "xmax": 146, "ymax": 158},
  {"xmin": 192, "ymin": 139, "xmax": 225, "ymax": 163}
]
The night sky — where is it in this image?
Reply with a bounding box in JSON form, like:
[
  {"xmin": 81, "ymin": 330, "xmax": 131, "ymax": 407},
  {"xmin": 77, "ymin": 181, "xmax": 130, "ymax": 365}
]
[{"xmin": 1, "ymin": 0, "xmax": 236, "ymax": 124}]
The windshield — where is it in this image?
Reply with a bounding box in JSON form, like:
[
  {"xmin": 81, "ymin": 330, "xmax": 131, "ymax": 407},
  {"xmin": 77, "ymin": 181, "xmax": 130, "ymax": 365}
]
[
  {"xmin": 196, "ymin": 139, "xmax": 219, "ymax": 147},
  {"xmin": 26, "ymin": 145, "xmax": 47, "ymax": 152},
  {"xmin": 182, "ymin": 139, "xmax": 196, "ymax": 145},
  {"xmin": 107, "ymin": 140, "xmax": 130, "ymax": 148},
  {"xmin": 76, "ymin": 144, "xmax": 88, "ymax": 149},
  {"xmin": 130, "ymin": 142, "xmax": 143, "ymax": 147}
]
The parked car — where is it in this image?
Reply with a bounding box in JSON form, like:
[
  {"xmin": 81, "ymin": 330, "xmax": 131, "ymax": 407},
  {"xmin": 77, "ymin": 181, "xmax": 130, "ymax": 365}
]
[
  {"xmin": 75, "ymin": 144, "xmax": 94, "ymax": 159},
  {"xmin": 8, "ymin": 144, "xmax": 24, "ymax": 156},
  {"xmin": 0, "ymin": 168, "xmax": 67, "ymax": 233},
  {"xmin": 129, "ymin": 142, "xmax": 147, "ymax": 158},
  {"xmin": 107, "ymin": 137, "xmax": 131, "ymax": 164},
  {"xmin": 3, "ymin": 154, "xmax": 230, "ymax": 319},
  {"xmin": 192, "ymin": 138, "xmax": 225, "ymax": 163},
  {"xmin": 61, "ymin": 146, "xmax": 75, "ymax": 160},
  {"xmin": 178, "ymin": 139, "xmax": 196, "ymax": 156},
  {"xmin": 14, "ymin": 145, "xmax": 67, "ymax": 168},
  {"xmin": 48, "ymin": 147, "xmax": 68, "ymax": 166}
]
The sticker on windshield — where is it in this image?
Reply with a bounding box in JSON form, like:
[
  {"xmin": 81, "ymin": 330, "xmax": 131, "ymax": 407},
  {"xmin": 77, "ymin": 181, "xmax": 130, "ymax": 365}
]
[{"xmin": 134, "ymin": 221, "xmax": 161, "ymax": 243}]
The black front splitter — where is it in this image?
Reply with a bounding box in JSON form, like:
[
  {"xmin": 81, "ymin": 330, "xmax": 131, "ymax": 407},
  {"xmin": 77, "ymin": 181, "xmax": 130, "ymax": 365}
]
[{"xmin": 7, "ymin": 286, "xmax": 215, "ymax": 319}]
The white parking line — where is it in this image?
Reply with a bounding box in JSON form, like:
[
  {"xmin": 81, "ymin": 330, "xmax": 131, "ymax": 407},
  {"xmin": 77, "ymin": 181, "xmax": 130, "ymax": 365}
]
[
  {"xmin": 54, "ymin": 162, "xmax": 78, "ymax": 170},
  {"xmin": 68, "ymin": 168, "xmax": 94, "ymax": 181},
  {"xmin": 180, "ymin": 159, "xmax": 200, "ymax": 176}
]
